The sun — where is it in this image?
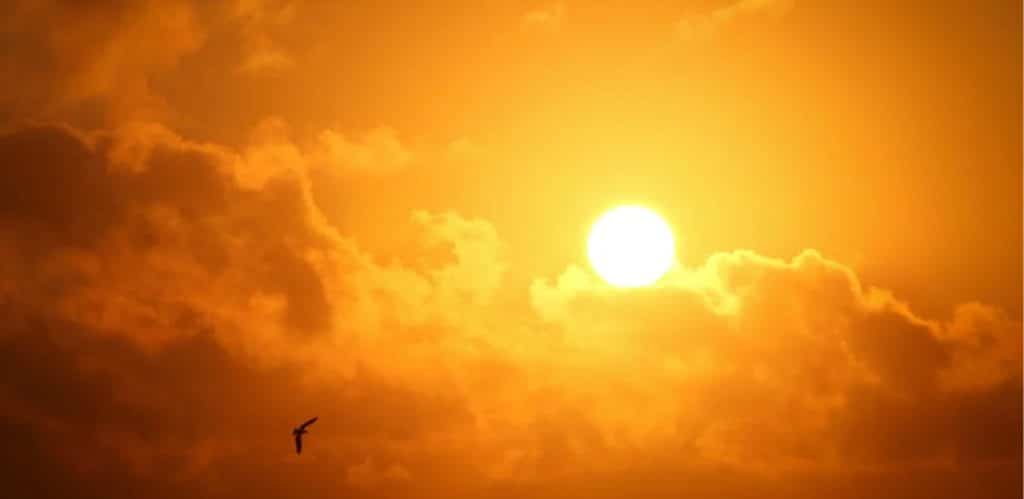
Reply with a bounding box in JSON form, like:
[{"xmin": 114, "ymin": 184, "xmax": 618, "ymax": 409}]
[{"xmin": 587, "ymin": 205, "xmax": 676, "ymax": 288}]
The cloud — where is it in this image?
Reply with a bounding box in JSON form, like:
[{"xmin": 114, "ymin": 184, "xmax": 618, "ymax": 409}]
[
  {"xmin": 0, "ymin": 0, "xmax": 205, "ymax": 124},
  {"xmin": 674, "ymin": 0, "xmax": 794, "ymax": 43},
  {"xmin": 446, "ymin": 137, "xmax": 488, "ymax": 164},
  {"xmin": 0, "ymin": 120, "xmax": 1019, "ymax": 498},
  {"xmin": 313, "ymin": 126, "xmax": 413, "ymax": 175},
  {"xmin": 232, "ymin": 0, "xmax": 298, "ymax": 74},
  {"xmin": 0, "ymin": 121, "xmax": 1019, "ymax": 499},
  {"xmin": 0, "ymin": 0, "xmax": 293, "ymax": 125},
  {"xmin": 530, "ymin": 249, "xmax": 1021, "ymax": 471},
  {"xmin": 3, "ymin": 112, "xmax": 1023, "ymax": 499},
  {"xmin": 0, "ymin": 120, "xmax": 495, "ymax": 497},
  {"xmin": 522, "ymin": 2, "xmax": 567, "ymax": 33},
  {"xmin": 346, "ymin": 458, "xmax": 412, "ymax": 489},
  {"xmin": 0, "ymin": 1, "xmax": 1018, "ymax": 497}
]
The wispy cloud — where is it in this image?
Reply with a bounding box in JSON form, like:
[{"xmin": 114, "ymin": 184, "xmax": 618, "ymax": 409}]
[
  {"xmin": 675, "ymin": 0, "xmax": 795, "ymax": 42},
  {"xmin": 522, "ymin": 2, "xmax": 567, "ymax": 33}
]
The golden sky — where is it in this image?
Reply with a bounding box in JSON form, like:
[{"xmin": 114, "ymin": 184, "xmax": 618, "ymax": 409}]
[{"xmin": 0, "ymin": 1, "xmax": 1021, "ymax": 498}]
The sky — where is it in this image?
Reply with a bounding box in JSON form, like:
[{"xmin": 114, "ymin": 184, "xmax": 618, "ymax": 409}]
[{"xmin": 0, "ymin": 1, "xmax": 1021, "ymax": 498}]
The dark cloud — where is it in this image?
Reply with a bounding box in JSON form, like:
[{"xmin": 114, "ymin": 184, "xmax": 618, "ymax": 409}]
[
  {"xmin": 0, "ymin": 308, "xmax": 476, "ymax": 499},
  {"xmin": 0, "ymin": 121, "xmax": 490, "ymax": 498},
  {"xmin": 0, "ymin": 126, "xmax": 123, "ymax": 249},
  {"xmin": 1, "ymin": 0, "xmax": 205, "ymax": 127},
  {"xmin": 0, "ymin": 124, "xmax": 335, "ymax": 339}
]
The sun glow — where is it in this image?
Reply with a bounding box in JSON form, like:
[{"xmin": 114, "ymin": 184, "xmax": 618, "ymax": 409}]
[{"xmin": 586, "ymin": 205, "xmax": 676, "ymax": 288}]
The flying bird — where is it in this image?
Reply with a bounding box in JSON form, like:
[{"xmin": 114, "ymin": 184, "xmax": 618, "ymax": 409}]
[{"xmin": 292, "ymin": 416, "xmax": 318, "ymax": 454}]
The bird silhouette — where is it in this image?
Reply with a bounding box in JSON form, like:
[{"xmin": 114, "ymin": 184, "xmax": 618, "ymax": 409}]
[{"xmin": 292, "ymin": 416, "xmax": 318, "ymax": 454}]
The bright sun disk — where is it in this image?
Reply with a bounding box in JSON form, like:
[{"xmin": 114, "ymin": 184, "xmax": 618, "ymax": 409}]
[{"xmin": 587, "ymin": 205, "xmax": 676, "ymax": 288}]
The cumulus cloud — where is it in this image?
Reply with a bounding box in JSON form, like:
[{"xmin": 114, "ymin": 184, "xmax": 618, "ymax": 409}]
[
  {"xmin": 530, "ymin": 250, "xmax": 1021, "ymax": 471},
  {"xmin": 0, "ymin": 2, "xmax": 1019, "ymax": 497},
  {"xmin": 0, "ymin": 121, "xmax": 499, "ymax": 496},
  {"xmin": 0, "ymin": 120, "xmax": 1019, "ymax": 498}
]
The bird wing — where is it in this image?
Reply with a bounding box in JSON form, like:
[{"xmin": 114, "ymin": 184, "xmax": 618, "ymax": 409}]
[
  {"xmin": 299, "ymin": 416, "xmax": 318, "ymax": 430},
  {"xmin": 294, "ymin": 434, "xmax": 302, "ymax": 454}
]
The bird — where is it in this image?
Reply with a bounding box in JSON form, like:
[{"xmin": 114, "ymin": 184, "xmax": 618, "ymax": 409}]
[{"xmin": 292, "ymin": 416, "xmax": 318, "ymax": 454}]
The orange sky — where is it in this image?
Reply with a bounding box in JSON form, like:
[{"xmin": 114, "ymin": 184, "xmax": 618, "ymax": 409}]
[{"xmin": 0, "ymin": 1, "xmax": 1021, "ymax": 498}]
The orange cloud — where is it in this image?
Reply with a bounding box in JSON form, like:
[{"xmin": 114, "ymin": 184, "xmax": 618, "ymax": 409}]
[
  {"xmin": 674, "ymin": 0, "xmax": 794, "ymax": 42},
  {"xmin": 1, "ymin": 0, "xmax": 205, "ymax": 124},
  {"xmin": 314, "ymin": 126, "xmax": 413, "ymax": 175},
  {"xmin": 3, "ymin": 122, "xmax": 1017, "ymax": 499},
  {"xmin": 233, "ymin": 0, "xmax": 298, "ymax": 73},
  {"xmin": 522, "ymin": 2, "xmax": 567, "ymax": 33},
  {"xmin": 530, "ymin": 250, "xmax": 1020, "ymax": 472},
  {"xmin": 0, "ymin": 2, "xmax": 1019, "ymax": 497}
]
